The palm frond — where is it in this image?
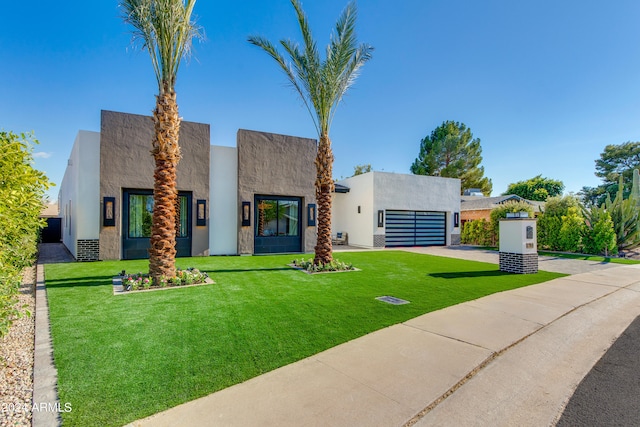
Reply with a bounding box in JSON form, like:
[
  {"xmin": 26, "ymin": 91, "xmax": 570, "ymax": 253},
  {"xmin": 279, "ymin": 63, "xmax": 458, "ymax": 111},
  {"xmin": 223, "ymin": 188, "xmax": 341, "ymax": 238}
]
[
  {"xmin": 248, "ymin": 0, "xmax": 372, "ymax": 138},
  {"xmin": 120, "ymin": 0, "xmax": 202, "ymax": 93}
]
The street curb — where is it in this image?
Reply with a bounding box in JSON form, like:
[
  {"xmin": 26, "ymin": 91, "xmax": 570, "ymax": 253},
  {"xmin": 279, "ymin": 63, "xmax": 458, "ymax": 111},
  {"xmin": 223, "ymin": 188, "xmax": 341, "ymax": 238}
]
[{"xmin": 32, "ymin": 262, "xmax": 62, "ymax": 427}]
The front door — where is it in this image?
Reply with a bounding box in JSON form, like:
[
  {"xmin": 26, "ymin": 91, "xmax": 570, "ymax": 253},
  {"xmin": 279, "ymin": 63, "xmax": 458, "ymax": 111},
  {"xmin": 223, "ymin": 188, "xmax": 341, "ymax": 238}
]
[
  {"xmin": 254, "ymin": 196, "xmax": 302, "ymax": 254},
  {"xmin": 122, "ymin": 189, "xmax": 192, "ymax": 260}
]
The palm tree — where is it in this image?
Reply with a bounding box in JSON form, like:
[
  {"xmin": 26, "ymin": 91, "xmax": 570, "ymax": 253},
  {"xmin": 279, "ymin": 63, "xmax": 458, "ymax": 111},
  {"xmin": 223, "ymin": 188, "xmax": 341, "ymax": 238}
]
[
  {"xmin": 248, "ymin": 0, "xmax": 373, "ymax": 265},
  {"xmin": 120, "ymin": 0, "xmax": 201, "ymax": 283}
]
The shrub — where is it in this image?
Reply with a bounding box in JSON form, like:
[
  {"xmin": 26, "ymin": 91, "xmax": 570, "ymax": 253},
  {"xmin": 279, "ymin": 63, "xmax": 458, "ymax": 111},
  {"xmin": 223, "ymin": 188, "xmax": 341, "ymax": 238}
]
[
  {"xmin": 558, "ymin": 207, "xmax": 585, "ymax": 252},
  {"xmin": 538, "ymin": 195, "xmax": 582, "ymax": 250},
  {"xmin": 461, "ymin": 219, "xmax": 493, "ymax": 246},
  {"xmin": 0, "ymin": 131, "xmax": 51, "ymax": 337},
  {"xmin": 583, "ymin": 210, "xmax": 617, "ymax": 256},
  {"xmin": 291, "ymin": 258, "xmax": 355, "ymax": 273}
]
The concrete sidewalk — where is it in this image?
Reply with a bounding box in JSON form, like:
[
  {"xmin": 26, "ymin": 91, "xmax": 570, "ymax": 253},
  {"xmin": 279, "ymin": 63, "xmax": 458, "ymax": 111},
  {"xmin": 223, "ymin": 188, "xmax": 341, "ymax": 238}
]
[{"xmin": 128, "ymin": 263, "xmax": 640, "ymax": 427}]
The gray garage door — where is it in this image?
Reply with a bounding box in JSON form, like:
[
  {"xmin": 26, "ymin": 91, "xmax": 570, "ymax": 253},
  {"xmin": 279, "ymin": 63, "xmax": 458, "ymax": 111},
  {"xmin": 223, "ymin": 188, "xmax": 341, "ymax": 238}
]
[{"xmin": 385, "ymin": 210, "xmax": 446, "ymax": 247}]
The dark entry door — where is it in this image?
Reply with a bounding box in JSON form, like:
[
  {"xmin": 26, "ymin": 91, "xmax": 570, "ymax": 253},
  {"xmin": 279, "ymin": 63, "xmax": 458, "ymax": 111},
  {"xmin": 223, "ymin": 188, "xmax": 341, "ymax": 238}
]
[
  {"xmin": 254, "ymin": 196, "xmax": 302, "ymax": 254},
  {"xmin": 122, "ymin": 189, "xmax": 192, "ymax": 260}
]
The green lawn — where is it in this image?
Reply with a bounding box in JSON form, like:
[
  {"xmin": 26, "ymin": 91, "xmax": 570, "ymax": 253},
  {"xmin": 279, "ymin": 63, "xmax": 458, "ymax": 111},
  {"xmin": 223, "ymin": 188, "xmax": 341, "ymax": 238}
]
[
  {"xmin": 45, "ymin": 251, "xmax": 564, "ymax": 426},
  {"xmin": 537, "ymin": 251, "xmax": 640, "ymax": 265}
]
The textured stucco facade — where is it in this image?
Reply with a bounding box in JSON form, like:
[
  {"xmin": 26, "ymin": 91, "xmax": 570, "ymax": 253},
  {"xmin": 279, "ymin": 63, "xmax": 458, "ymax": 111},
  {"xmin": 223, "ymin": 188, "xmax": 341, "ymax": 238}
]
[
  {"xmin": 99, "ymin": 110, "xmax": 210, "ymax": 260},
  {"xmin": 237, "ymin": 129, "xmax": 317, "ymax": 254},
  {"xmin": 333, "ymin": 172, "xmax": 461, "ymax": 248}
]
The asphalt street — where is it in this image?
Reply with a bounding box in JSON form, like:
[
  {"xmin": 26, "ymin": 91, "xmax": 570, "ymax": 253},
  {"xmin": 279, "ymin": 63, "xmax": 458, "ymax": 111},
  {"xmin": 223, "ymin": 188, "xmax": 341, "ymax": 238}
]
[{"xmin": 556, "ymin": 315, "xmax": 640, "ymax": 426}]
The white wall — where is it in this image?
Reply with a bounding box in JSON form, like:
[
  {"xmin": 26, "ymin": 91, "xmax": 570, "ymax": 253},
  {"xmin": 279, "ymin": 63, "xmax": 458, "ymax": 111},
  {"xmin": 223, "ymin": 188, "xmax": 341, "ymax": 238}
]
[
  {"xmin": 58, "ymin": 131, "xmax": 100, "ymax": 257},
  {"xmin": 332, "ymin": 173, "xmax": 375, "ymax": 247},
  {"xmin": 373, "ymin": 172, "xmax": 461, "ymax": 245},
  {"xmin": 499, "ymin": 219, "xmax": 537, "ymax": 254},
  {"xmin": 210, "ymin": 145, "xmax": 238, "ymax": 255}
]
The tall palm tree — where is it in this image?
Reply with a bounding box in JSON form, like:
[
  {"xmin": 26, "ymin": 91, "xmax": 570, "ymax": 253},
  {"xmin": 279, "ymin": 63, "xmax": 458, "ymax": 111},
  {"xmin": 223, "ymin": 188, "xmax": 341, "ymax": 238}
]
[
  {"xmin": 249, "ymin": 0, "xmax": 373, "ymax": 265},
  {"xmin": 120, "ymin": 0, "xmax": 201, "ymax": 282}
]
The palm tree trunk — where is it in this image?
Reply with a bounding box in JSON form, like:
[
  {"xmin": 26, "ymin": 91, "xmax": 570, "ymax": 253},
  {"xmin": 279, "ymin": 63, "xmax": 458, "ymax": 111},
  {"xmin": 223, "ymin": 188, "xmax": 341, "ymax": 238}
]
[
  {"xmin": 149, "ymin": 89, "xmax": 181, "ymax": 283},
  {"xmin": 314, "ymin": 133, "xmax": 334, "ymax": 265}
]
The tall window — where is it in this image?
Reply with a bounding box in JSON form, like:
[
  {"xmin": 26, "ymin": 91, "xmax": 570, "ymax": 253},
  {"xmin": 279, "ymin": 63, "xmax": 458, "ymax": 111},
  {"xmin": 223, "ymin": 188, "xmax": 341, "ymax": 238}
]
[
  {"xmin": 129, "ymin": 194, "xmax": 188, "ymax": 238},
  {"xmin": 256, "ymin": 198, "xmax": 300, "ymax": 237}
]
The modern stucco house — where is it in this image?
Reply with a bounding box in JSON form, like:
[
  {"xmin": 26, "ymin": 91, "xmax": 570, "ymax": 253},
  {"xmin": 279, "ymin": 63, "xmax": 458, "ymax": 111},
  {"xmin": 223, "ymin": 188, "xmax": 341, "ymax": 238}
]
[
  {"xmin": 58, "ymin": 110, "xmax": 461, "ymax": 261},
  {"xmin": 333, "ymin": 172, "xmax": 461, "ymax": 248}
]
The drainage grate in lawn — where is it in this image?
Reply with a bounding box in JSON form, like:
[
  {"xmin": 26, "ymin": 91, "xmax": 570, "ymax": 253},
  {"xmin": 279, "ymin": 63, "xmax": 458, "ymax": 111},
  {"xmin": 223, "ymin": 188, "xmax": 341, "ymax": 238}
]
[{"xmin": 376, "ymin": 295, "xmax": 410, "ymax": 305}]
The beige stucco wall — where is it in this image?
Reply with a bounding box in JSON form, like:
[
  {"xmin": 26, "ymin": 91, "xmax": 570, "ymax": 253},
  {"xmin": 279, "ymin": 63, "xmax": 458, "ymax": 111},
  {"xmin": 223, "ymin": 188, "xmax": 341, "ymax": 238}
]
[
  {"xmin": 99, "ymin": 110, "xmax": 210, "ymax": 260},
  {"xmin": 237, "ymin": 129, "xmax": 317, "ymax": 254}
]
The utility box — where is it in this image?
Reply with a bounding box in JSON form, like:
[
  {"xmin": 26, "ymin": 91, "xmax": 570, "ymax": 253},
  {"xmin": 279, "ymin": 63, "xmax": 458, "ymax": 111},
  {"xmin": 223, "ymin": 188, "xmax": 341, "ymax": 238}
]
[{"xmin": 499, "ymin": 214, "xmax": 538, "ymax": 274}]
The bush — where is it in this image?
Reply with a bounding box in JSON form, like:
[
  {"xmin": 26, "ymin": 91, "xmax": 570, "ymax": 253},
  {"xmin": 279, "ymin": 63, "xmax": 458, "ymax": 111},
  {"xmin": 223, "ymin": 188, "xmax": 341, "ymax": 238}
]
[
  {"xmin": 0, "ymin": 131, "xmax": 51, "ymax": 337},
  {"xmin": 461, "ymin": 219, "xmax": 493, "ymax": 246},
  {"xmin": 583, "ymin": 210, "xmax": 617, "ymax": 256},
  {"xmin": 558, "ymin": 207, "xmax": 585, "ymax": 252},
  {"xmin": 291, "ymin": 258, "xmax": 355, "ymax": 273},
  {"xmin": 538, "ymin": 195, "xmax": 582, "ymax": 250}
]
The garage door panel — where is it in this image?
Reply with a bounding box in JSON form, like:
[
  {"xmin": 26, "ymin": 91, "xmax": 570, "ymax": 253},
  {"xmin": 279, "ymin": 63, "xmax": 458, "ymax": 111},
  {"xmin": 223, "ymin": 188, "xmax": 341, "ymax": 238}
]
[{"xmin": 385, "ymin": 210, "xmax": 446, "ymax": 247}]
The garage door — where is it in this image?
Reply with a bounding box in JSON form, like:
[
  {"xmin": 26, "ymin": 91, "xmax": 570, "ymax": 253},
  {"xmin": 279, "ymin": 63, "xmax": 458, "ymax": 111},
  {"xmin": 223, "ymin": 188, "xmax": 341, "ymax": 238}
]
[{"xmin": 385, "ymin": 210, "xmax": 446, "ymax": 247}]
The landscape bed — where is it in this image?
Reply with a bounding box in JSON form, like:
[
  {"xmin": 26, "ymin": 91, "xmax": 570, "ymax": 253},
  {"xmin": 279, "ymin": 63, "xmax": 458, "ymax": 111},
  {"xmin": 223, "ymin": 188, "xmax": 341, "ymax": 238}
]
[{"xmin": 45, "ymin": 251, "xmax": 565, "ymax": 426}]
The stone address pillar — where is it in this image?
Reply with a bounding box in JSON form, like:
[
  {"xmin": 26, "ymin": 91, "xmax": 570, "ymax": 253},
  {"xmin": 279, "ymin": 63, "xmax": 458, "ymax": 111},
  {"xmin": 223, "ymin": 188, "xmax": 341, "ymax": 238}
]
[{"xmin": 499, "ymin": 213, "xmax": 538, "ymax": 274}]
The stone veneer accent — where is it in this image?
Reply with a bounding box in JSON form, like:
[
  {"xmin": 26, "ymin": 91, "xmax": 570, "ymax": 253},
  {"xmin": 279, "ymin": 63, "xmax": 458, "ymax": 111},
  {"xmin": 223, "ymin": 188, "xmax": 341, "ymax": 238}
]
[
  {"xmin": 373, "ymin": 235, "xmax": 385, "ymax": 247},
  {"xmin": 499, "ymin": 252, "xmax": 538, "ymax": 274},
  {"xmin": 451, "ymin": 234, "xmax": 461, "ymax": 245},
  {"xmin": 77, "ymin": 239, "xmax": 99, "ymax": 262}
]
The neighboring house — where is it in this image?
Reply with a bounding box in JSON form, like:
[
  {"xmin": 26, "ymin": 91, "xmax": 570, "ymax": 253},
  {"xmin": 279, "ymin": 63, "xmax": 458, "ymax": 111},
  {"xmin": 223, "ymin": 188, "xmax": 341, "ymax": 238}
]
[
  {"xmin": 58, "ymin": 110, "xmax": 462, "ymax": 261},
  {"xmin": 333, "ymin": 172, "xmax": 461, "ymax": 248},
  {"xmin": 460, "ymin": 194, "xmax": 544, "ymax": 226}
]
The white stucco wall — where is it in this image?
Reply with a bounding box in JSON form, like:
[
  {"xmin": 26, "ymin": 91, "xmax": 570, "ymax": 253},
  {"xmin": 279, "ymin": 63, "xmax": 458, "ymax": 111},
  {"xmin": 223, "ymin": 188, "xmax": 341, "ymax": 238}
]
[
  {"xmin": 332, "ymin": 173, "xmax": 375, "ymax": 247},
  {"xmin": 373, "ymin": 172, "xmax": 461, "ymax": 245},
  {"xmin": 210, "ymin": 145, "xmax": 238, "ymax": 255},
  {"xmin": 333, "ymin": 172, "xmax": 461, "ymax": 248},
  {"xmin": 58, "ymin": 130, "xmax": 100, "ymax": 257},
  {"xmin": 499, "ymin": 219, "xmax": 537, "ymax": 254}
]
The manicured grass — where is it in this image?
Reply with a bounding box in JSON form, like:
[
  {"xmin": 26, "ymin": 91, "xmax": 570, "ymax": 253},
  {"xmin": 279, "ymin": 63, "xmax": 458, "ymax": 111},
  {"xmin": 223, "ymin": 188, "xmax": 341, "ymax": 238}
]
[
  {"xmin": 45, "ymin": 251, "xmax": 564, "ymax": 426},
  {"xmin": 537, "ymin": 251, "xmax": 640, "ymax": 265}
]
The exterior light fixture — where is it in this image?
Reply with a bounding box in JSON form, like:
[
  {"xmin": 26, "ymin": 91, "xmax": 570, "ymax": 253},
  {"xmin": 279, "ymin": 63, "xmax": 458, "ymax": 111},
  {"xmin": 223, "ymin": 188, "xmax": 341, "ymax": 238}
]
[
  {"xmin": 454, "ymin": 212, "xmax": 460, "ymax": 228},
  {"xmin": 377, "ymin": 210, "xmax": 384, "ymax": 227},
  {"xmin": 103, "ymin": 197, "xmax": 115, "ymax": 227},
  {"xmin": 307, "ymin": 204, "xmax": 316, "ymax": 226},
  {"xmin": 196, "ymin": 199, "xmax": 206, "ymax": 226},
  {"xmin": 241, "ymin": 201, "xmax": 251, "ymax": 226}
]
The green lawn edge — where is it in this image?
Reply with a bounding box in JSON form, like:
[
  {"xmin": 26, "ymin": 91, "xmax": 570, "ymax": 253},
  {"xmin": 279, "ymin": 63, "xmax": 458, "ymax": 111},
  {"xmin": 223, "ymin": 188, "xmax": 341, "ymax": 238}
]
[{"xmin": 45, "ymin": 251, "xmax": 565, "ymax": 426}]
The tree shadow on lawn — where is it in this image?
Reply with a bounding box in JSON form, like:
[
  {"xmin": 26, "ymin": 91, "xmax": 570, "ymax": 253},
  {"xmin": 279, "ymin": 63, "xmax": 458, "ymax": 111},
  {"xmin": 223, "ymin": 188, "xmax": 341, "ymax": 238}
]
[
  {"xmin": 429, "ymin": 270, "xmax": 509, "ymax": 279},
  {"xmin": 46, "ymin": 276, "xmax": 112, "ymax": 288},
  {"xmin": 45, "ymin": 267, "xmax": 295, "ymax": 288}
]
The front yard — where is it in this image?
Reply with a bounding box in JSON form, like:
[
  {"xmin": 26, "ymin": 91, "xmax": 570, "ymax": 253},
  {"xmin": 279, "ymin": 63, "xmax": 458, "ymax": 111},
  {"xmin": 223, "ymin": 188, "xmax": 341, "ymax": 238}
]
[{"xmin": 45, "ymin": 251, "xmax": 564, "ymax": 426}]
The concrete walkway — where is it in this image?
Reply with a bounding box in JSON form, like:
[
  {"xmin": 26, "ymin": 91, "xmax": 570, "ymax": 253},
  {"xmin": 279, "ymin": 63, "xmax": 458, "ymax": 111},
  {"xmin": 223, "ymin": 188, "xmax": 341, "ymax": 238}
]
[{"xmin": 127, "ymin": 251, "xmax": 640, "ymax": 427}]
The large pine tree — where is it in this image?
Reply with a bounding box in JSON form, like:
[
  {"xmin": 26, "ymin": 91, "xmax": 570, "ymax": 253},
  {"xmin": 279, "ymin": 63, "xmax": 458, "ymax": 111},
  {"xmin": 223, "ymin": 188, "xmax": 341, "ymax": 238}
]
[{"xmin": 411, "ymin": 120, "xmax": 492, "ymax": 195}]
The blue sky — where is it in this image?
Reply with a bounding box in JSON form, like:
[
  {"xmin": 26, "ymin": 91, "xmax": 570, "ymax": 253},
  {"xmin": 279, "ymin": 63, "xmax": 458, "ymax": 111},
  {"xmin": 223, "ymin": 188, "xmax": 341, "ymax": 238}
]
[{"xmin": 3, "ymin": 0, "xmax": 640, "ymax": 201}]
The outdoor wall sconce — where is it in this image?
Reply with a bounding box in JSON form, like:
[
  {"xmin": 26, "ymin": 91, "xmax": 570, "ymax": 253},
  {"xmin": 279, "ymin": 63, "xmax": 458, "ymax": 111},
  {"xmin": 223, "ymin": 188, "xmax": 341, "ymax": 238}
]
[
  {"xmin": 196, "ymin": 199, "xmax": 206, "ymax": 226},
  {"xmin": 307, "ymin": 204, "xmax": 316, "ymax": 227},
  {"xmin": 377, "ymin": 210, "xmax": 384, "ymax": 228},
  {"xmin": 454, "ymin": 212, "xmax": 460, "ymax": 228},
  {"xmin": 103, "ymin": 197, "xmax": 115, "ymax": 227},
  {"xmin": 357, "ymin": 205, "xmax": 361, "ymax": 214},
  {"xmin": 241, "ymin": 201, "xmax": 251, "ymax": 226}
]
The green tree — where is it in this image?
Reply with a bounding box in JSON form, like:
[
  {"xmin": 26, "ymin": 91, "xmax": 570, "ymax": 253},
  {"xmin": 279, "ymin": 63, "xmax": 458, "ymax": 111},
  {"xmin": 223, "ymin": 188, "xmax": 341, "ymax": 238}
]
[
  {"xmin": 503, "ymin": 175, "xmax": 564, "ymax": 201},
  {"xmin": 583, "ymin": 209, "xmax": 617, "ymax": 256},
  {"xmin": 580, "ymin": 141, "xmax": 640, "ymax": 206},
  {"xmin": 352, "ymin": 163, "xmax": 372, "ymax": 176},
  {"xmin": 537, "ymin": 195, "xmax": 581, "ymax": 250},
  {"xmin": 0, "ymin": 131, "xmax": 51, "ymax": 337},
  {"xmin": 120, "ymin": 0, "xmax": 202, "ymax": 283},
  {"xmin": 558, "ymin": 206, "xmax": 585, "ymax": 253},
  {"xmin": 410, "ymin": 120, "xmax": 492, "ymax": 195},
  {"xmin": 249, "ymin": 0, "xmax": 373, "ymax": 265}
]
